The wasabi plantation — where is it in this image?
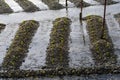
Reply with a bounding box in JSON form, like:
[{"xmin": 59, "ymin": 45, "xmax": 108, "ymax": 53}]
[{"xmin": 0, "ymin": 0, "xmax": 120, "ymax": 79}]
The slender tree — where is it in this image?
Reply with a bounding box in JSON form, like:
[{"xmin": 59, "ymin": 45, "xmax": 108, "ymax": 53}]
[
  {"xmin": 80, "ymin": 0, "xmax": 83, "ymax": 24},
  {"xmin": 66, "ymin": 0, "xmax": 68, "ymax": 7},
  {"xmin": 79, "ymin": 0, "xmax": 85, "ymax": 45},
  {"xmin": 103, "ymin": 0, "xmax": 107, "ymax": 27},
  {"xmin": 65, "ymin": 0, "xmax": 68, "ymax": 16},
  {"xmin": 101, "ymin": 0, "xmax": 107, "ymax": 39},
  {"xmin": 65, "ymin": 0, "xmax": 71, "ymax": 42}
]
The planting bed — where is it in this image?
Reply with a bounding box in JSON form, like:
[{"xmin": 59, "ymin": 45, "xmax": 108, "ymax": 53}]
[
  {"xmin": 46, "ymin": 17, "xmax": 71, "ymax": 68},
  {"xmin": 0, "ymin": 0, "xmax": 13, "ymax": 14},
  {"xmin": 94, "ymin": 0, "xmax": 117, "ymax": 5},
  {"xmin": 68, "ymin": 0, "xmax": 90, "ymax": 7},
  {"xmin": 4, "ymin": 0, "xmax": 23, "ymax": 12},
  {"xmin": 0, "ymin": 66, "xmax": 120, "ymax": 78},
  {"xmin": 14, "ymin": 0, "xmax": 40, "ymax": 12},
  {"xmin": 85, "ymin": 15, "xmax": 117, "ymax": 66},
  {"xmin": 28, "ymin": 0, "xmax": 49, "ymax": 10},
  {"xmin": 41, "ymin": 0, "xmax": 64, "ymax": 10},
  {"xmin": 2, "ymin": 20, "xmax": 39, "ymax": 70}
]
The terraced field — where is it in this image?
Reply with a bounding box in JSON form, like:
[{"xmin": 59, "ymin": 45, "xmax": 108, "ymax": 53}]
[{"xmin": 0, "ymin": 0, "xmax": 120, "ymax": 79}]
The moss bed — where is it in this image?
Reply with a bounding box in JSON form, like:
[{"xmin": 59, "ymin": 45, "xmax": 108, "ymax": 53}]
[
  {"xmin": 41, "ymin": 0, "xmax": 64, "ymax": 10},
  {"xmin": 0, "ymin": 23, "xmax": 6, "ymax": 33},
  {"xmin": 46, "ymin": 17, "xmax": 71, "ymax": 68},
  {"xmin": 0, "ymin": 0, "xmax": 13, "ymax": 14},
  {"xmin": 84, "ymin": 15, "xmax": 117, "ymax": 66},
  {"xmin": 68, "ymin": 0, "xmax": 90, "ymax": 7},
  {"xmin": 0, "ymin": 66, "xmax": 120, "ymax": 78},
  {"xmin": 2, "ymin": 20, "xmax": 39, "ymax": 70},
  {"xmin": 14, "ymin": 0, "xmax": 40, "ymax": 12},
  {"xmin": 94, "ymin": 0, "xmax": 117, "ymax": 5}
]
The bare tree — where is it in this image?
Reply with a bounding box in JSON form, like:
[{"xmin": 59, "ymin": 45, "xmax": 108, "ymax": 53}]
[
  {"xmin": 80, "ymin": 0, "xmax": 83, "ymax": 24},
  {"xmin": 65, "ymin": 0, "xmax": 68, "ymax": 16},
  {"xmin": 101, "ymin": 0, "xmax": 107, "ymax": 39},
  {"xmin": 66, "ymin": 0, "xmax": 68, "ymax": 7},
  {"xmin": 79, "ymin": 0, "xmax": 86, "ymax": 45},
  {"xmin": 103, "ymin": 0, "xmax": 107, "ymax": 27}
]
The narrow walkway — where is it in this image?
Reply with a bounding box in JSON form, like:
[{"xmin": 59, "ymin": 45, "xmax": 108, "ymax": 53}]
[
  {"xmin": 69, "ymin": 18, "xmax": 94, "ymax": 68},
  {"xmin": 21, "ymin": 21, "xmax": 53, "ymax": 70},
  {"xmin": 0, "ymin": 24, "xmax": 18, "ymax": 66}
]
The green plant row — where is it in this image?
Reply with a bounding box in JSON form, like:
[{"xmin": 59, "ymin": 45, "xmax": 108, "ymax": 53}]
[
  {"xmin": 0, "ymin": 0, "xmax": 13, "ymax": 14},
  {"xmin": 14, "ymin": 0, "xmax": 40, "ymax": 12},
  {"xmin": 2, "ymin": 20, "xmax": 39, "ymax": 70},
  {"xmin": 68, "ymin": 0, "xmax": 90, "ymax": 7},
  {"xmin": 94, "ymin": 0, "xmax": 117, "ymax": 5},
  {"xmin": 0, "ymin": 66, "xmax": 120, "ymax": 78},
  {"xmin": 41, "ymin": 0, "xmax": 64, "ymax": 10},
  {"xmin": 84, "ymin": 15, "xmax": 117, "ymax": 66},
  {"xmin": 46, "ymin": 17, "xmax": 71, "ymax": 68}
]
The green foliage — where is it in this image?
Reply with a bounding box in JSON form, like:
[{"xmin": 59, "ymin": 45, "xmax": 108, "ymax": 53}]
[
  {"xmin": 46, "ymin": 17, "xmax": 71, "ymax": 68},
  {"xmin": 85, "ymin": 15, "xmax": 117, "ymax": 66}
]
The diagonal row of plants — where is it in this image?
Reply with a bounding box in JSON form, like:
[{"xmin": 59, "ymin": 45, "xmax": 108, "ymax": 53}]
[
  {"xmin": 1, "ymin": 15, "xmax": 118, "ymax": 69},
  {"xmin": 0, "ymin": 0, "xmax": 118, "ymax": 14}
]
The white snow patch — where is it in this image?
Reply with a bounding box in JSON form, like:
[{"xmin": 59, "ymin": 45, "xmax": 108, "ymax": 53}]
[
  {"xmin": 28, "ymin": 0, "xmax": 49, "ymax": 10},
  {"xmin": 83, "ymin": 0, "xmax": 100, "ymax": 5},
  {"xmin": 4, "ymin": 0, "xmax": 23, "ymax": 12},
  {"xmin": 69, "ymin": 18, "xmax": 94, "ymax": 68}
]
